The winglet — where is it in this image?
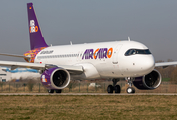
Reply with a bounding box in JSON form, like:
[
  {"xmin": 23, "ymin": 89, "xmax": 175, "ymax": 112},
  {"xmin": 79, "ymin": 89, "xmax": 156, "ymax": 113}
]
[{"xmin": 27, "ymin": 3, "xmax": 48, "ymax": 50}]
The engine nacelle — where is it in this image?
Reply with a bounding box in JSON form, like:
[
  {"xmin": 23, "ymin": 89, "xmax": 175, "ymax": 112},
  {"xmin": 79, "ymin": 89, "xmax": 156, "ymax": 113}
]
[
  {"xmin": 133, "ymin": 69, "xmax": 162, "ymax": 90},
  {"xmin": 41, "ymin": 68, "xmax": 70, "ymax": 90}
]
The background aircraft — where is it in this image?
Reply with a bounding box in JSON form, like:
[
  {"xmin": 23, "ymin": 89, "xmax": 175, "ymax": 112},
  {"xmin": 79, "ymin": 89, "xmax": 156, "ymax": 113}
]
[{"xmin": 0, "ymin": 66, "xmax": 40, "ymax": 80}]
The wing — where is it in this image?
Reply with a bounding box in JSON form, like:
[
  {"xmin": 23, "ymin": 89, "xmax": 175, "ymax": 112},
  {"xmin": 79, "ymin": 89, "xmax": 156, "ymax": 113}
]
[
  {"xmin": 155, "ymin": 61, "xmax": 177, "ymax": 67},
  {"xmin": 0, "ymin": 60, "xmax": 83, "ymax": 74}
]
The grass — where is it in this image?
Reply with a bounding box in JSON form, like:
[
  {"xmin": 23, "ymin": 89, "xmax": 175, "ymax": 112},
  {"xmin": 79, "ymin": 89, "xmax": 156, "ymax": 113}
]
[{"xmin": 0, "ymin": 95, "xmax": 177, "ymax": 119}]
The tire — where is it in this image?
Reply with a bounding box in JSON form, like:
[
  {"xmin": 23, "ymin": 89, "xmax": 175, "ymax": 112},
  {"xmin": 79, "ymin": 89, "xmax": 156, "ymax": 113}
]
[
  {"xmin": 107, "ymin": 85, "xmax": 113, "ymax": 93},
  {"xmin": 55, "ymin": 89, "xmax": 62, "ymax": 93},
  {"xmin": 132, "ymin": 87, "xmax": 135, "ymax": 93},
  {"xmin": 126, "ymin": 87, "xmax": 135, "ymax": 94},
  {"xmin": 115, "ymin": 85, "xmax": 121, "ymax": 93},
  {"xmin": 48, "ymin": 89, "xmax": 54, "ymax": 93}
]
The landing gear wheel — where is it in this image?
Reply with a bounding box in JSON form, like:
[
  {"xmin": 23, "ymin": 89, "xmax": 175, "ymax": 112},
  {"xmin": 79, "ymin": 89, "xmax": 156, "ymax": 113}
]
[
  {"xmin": 107, "ymin": 85, "xmax": 113, "ymax": 93},
  {"xmin": 126, "ymin": 87, "xmax": 135, "ymax": 94},
  {"xmin": 115, "ymin": 85, "xmax": 121, "ymax": 93},
  {"xmin": 55, "ymin": 89, "xmax": 62, "ymax": 93},
  {"xmin": 48, "ymin": 89, "xmax": 54, "ymax": 93}
]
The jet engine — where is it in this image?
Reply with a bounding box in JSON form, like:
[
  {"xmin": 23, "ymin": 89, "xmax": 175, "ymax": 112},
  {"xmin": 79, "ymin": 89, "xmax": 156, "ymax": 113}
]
[
  {"xmin": 133, "ymin": 69, "xmax": 161, "ymax": 90},
  {"xmin": 41, "ymin": 68, "xmax": 70, "ymax": 90}
]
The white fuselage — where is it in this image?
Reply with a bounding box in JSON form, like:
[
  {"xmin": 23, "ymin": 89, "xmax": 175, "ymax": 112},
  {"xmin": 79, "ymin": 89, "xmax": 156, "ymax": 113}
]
[{"xmin": 34, "ymin": 41, "xmax": 155, "ymax": 80}]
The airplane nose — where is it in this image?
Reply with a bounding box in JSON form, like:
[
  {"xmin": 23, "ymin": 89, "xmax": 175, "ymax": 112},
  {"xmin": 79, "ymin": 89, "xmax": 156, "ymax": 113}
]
[{"xmin": 141, "ymin": 55, "xmax": 155, "ymax": 73}]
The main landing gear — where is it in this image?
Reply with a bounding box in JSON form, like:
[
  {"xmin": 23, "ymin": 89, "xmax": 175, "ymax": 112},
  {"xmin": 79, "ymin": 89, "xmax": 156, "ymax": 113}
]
[
  {"xmin": 107, "ymin": 78, "xmax": 136, "ymax": 94},
  {"xmin": 47, "ymin": 89, "xmax": 62, "ymax": 93},
  {"xmin": 126, "ymin": 77, "xmax": 135, "ymax": 94},
  {"xmin": 107, "ymin": 79, "xmax": 121, "ymax": 93}
]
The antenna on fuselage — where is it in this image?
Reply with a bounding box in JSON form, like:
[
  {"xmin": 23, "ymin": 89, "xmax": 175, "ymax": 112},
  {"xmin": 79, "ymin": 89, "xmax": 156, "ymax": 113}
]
[
  {"xmin": 70, "ymin": 41, "xmax": 72, "ymax": 45},
  {"xmin": 128, "ymin": 37, "xmax": 130, "ymax": 41}
]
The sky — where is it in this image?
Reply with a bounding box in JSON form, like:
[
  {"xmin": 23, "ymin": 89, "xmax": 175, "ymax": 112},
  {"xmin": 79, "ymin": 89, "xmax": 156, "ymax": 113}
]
[{"xmin": 0, "ymin": 0, "xmax": 177, "ymax": 62}]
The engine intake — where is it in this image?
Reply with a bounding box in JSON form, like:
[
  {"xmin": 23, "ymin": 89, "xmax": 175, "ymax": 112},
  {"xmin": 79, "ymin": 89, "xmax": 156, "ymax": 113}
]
[
  {"xmin": 41, "ymin": 68, "xmax": 70, "ymax": 89},
  {"xmin": 133, "ymin": 69, "xmax": 161, "ymax": 90}
]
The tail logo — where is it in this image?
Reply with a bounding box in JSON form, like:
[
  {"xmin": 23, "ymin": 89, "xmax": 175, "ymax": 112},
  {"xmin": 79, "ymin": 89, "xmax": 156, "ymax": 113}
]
[{"xmin": 29, "ymin": 20, "xmax": 38, "ymax": 33}]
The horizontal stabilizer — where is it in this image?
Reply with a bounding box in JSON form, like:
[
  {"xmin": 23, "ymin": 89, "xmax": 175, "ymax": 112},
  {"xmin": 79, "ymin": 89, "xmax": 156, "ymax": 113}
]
[
  {"xmin": 0, "ymin": 53, "xmax": 31, "ymax": 59},
  {"xmin": 0, "ymin": 60, "xmax": 45, "ymax": 70}
]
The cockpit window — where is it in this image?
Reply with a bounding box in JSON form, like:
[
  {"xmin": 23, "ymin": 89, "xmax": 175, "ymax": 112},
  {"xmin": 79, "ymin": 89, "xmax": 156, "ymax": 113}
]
[{"xmin": 125, "ymin": 49, "xmax": 151, "ymax": 56}]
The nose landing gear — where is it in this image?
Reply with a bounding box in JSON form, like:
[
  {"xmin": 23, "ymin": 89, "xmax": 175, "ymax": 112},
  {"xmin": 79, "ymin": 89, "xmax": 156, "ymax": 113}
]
[
  {"xmin": 126, "ymin": 77, "xmax": 135, "ymax": 94},
  {"xmin": 107, "ymin": 79, "xmax": 121, "ymax": 93},
  {"xmin": 127, "ymin": 87, "xmax": 135, "ymax": 93}
]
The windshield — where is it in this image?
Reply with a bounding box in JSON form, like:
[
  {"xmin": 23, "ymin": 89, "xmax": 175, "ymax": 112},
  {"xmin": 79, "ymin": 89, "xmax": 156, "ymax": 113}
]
[{"xmin": 125, "ymin": 49, "xmax": 151, "ymax": 56}]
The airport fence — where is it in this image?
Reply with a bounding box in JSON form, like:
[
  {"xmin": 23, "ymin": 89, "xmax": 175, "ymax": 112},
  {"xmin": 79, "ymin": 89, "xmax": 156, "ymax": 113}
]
[{"xmin": 0, "ymin": 81, "xmax": 176, "ymax": 93}]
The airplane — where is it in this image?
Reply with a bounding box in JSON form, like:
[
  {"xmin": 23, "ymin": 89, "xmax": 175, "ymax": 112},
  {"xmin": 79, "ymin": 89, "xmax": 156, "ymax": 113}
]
[
  {"xmin": 1, "ymin": 67, "xmax": 38, "ymax": 73},
  {"xmin": 0, "ymin": 66, "xmax": 40, "ymax": 80},
  {"xmin": 0, "ymin": 2, "xmax": 177, "ymax": 94}
]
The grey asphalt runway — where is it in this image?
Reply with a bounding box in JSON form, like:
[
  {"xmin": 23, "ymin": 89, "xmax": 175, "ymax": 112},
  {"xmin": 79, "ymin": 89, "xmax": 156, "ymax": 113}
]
[{"xmin": 0, "ymin": 93, "xmax": 177, "ymax": 95}]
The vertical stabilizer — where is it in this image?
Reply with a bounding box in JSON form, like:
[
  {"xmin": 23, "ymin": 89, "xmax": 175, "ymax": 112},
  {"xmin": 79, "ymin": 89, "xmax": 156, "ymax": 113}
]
[{"xmin": 27, "ymin": 3, "xmax": 48, "ymax": 50}]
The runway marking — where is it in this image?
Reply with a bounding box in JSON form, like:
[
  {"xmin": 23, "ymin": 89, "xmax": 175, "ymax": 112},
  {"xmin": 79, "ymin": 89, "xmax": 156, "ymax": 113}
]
[{"xmin": 0, "ymin": 93, "xmax": 177, "ymax": 96}]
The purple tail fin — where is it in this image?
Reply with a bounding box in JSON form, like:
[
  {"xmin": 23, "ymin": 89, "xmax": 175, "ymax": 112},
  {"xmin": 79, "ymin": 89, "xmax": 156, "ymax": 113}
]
[{"xmin": 27, "ymin": 3, "xmax": 48, "ymax": 50}]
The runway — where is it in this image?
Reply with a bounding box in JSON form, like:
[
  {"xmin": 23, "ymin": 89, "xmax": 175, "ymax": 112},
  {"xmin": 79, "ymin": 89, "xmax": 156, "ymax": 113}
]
[{"xmin": 0, "ymin": 93, "xmax": 177, "ymax": 95}]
